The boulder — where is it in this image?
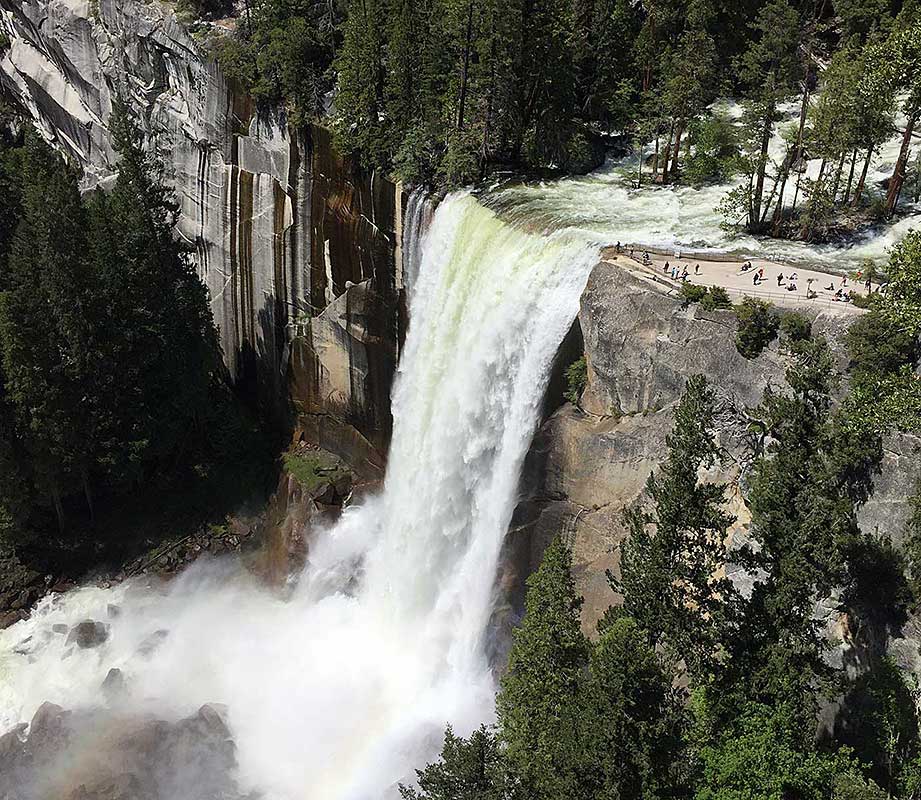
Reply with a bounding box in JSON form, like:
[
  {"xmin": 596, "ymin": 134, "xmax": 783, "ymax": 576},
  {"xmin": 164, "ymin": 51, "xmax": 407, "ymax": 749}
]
[
  {"xmin": 136, "ymin": 629, "xmax": 169, "ymax": 658},
  {"xmin": 65, "ymin": 620, "xmax": 109, "ymax": 649},
  {"xmin": 100, "ymin": 668, "xmax": 126, "ymax": 698},
  {"xmin": 0, "ymin": 703, "xmax": 246, "ymax": 800}
]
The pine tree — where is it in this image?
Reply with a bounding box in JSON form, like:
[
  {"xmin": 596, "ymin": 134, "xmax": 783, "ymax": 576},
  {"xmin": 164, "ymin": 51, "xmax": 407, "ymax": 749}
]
[
  {"xmin": 884, "ymin": 14, "xmax": 921, "ymax": 217},
  {"xmin": 738, "ymin": 0, "xmax": 802, "ymax": 231},
  {"xmin": 660, "ymin": 0, "xmax": 718, "ymax": 182},
  {"xmin": 335, "ymin": 0, "xmax": 388, "ymax": 168},
  {"xmin": 578, "ymin": 613, "xmax": 687, "ymax": 800},
  {"xmin": 497, "ymin": 536, "xmax": 588, "ymax": 800},
  {"xmin": 87, "ymin": 106, "xmax": 220, "ymax": 485},
  {"xmin": 399, "ymin": 726, "xmax": 506, "ymax": 800},
  {"xmin": 0, "ymin": 135, "xmax": 95, "ymax": 529},
  {"xmin": 717, "ymin": 332, "xmax": 872, "ymax": 726},
  {"xmin": 506, "ymin": 0, "xmax": 577, "ymax": 167},
  {"xmin": 615, "ymin": 374, "xmax": 737, "ymax": 678}
]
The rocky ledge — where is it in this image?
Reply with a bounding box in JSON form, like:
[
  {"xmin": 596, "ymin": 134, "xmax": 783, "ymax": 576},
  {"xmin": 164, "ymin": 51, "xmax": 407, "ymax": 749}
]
[{"xmin": 506, "ymin": 258, "xmax": 920, "ymax": 662}]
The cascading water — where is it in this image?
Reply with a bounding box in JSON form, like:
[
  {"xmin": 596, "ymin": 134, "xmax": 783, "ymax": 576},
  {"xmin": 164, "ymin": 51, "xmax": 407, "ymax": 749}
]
[
  {"xmin": 488, "ymin": 99, "xmax": 920, "ymax": 270},
  {"xmin": 0, "ymin": 193, "xmax": 600, "ymax": 799},
  {"xmin": 401, "ymin": 188, "xmax": 436, "ymax": 299}
]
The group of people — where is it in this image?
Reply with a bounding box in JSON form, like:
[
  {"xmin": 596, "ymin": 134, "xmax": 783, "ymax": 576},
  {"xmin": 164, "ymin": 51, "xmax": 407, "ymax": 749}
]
[
  {"xmin": 615, "ymin": 243, "xmax": 868, "ymax": 305},
  {"xmin": 661, "ymin": 260, "xmax": 701, "ymax": 281}
]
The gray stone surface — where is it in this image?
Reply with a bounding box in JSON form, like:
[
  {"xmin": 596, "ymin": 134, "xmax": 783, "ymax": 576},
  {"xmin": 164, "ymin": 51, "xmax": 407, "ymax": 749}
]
[
  {"xmin": 0, "ymin": 0, "xmax": 404, "ymax": 437},
  {"xmin": 516, "ymin": 259, "xmax": 920, "ymax": 638}
]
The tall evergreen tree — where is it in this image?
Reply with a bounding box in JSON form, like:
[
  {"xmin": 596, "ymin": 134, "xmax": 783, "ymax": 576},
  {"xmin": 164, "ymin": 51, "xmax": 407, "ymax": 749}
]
[
  {"xmin": 86, "ymin": 106, "xmax": 220, "ymax": 486},
  {"xmin": 335, "ymin": 0, "xmax": 388, "ymax": 168},
  {"xmin": 399, "ymin": 726, "xmax": 506, "ymax": 800},
  {"xmin": 497, "ymin": 536, "xmax": 588, "ymax": 800},
  {"xmin": 615, "ymin": 374, "xmax": 737, "ymax": 678},
  {"xmin": 578, "ymin": 613, "xmax": 687, "ymax": 800},
  {"xmin": 738, "ymin": 0, "xmax": 803, "ymax": 230},
  {"xmin": 0, "ymin": 135, "xmax": 95, "ymax": 528},
  {"xmin": 717, "ymin": 331, "xmax": 875, "ymax": 726}
]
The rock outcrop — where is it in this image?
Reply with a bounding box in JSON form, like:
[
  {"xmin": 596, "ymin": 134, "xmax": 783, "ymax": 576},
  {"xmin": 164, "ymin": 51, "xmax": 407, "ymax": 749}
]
[
  {"xmin": 0, "ymin": 0, "xmax": 405, "ymax": 452},
  {"xmin": 0, "ymin": 701, "xmax": 246, "ymax": 800},
  {"xmin": 513, "ymin": 258, "xmax": 921, "ymax": 638}
]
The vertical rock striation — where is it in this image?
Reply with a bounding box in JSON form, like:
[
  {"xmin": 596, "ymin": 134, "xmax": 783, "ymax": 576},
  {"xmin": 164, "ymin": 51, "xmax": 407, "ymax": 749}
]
[{"xmin": 0, "ymin": 0, "xmax": 403, "ymax": 449}]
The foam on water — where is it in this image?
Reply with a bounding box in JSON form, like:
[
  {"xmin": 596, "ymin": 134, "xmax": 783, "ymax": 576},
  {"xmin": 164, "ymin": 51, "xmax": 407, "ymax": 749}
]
[
  {"xmin": 487, "ymin": 99, "xmax": 920, "ymax": 270},
  {"xmin": 0, "ymin": 193, "xmax": 600, "ymax": 799}
]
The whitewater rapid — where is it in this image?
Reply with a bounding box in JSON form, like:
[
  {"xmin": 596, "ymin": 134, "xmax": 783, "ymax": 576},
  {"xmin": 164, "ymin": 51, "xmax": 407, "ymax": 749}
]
[
  {"xmin": 488, "ymin": 99, "xmax": 920, "ymax": 270},
  {"xmin": 0, "ymin": 193, "xmax": 600, "ymax": 799}
]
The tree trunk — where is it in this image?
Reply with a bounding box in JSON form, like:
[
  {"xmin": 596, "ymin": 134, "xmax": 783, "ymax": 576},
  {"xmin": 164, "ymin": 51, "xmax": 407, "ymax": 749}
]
[
  {"xmin": 652, "ymin": 129, "xmax": 660, "ymax": 181},
  {"xmin": 670, "ymin": 123, "xmax": 684, "ymax": 179},
  {"xmin": 479, "ymin": 38, "xmax": 497, "ymax": 178},
  {"xmin": 81, "ymin": 467, "xmax": 94, "ymax": 521},
  {"xmin": 761, "ymin": 179, "xmax": 780, "ymax": 226},
  {"xmin": 790, "ymin": 73, "xmax": 812, "ymax": 213},
  {"xmin": 817, "ymin": 157, "xmax": 827, "ymax": 185},
  {"xmin": 843, "ymin": 147, "xmax": 857, "ymax": 205},
  {"xmin": 751, "ymin": 106, "xmax": 774, "ymax": 229},
  {"xmin": 456, "ymin": 1, "xmax": 475, "ymax": 131},
  {"xmin": 661, "ymin": 120, "xmax": 675, "ymax": 182},
  {"xmin": 885, "ymin": 111, "xmax": 919, "ymax": 218},
  {"xmin": 852, "ymin": 144, "xmax": 874, "ymax": 208},
  {"xmin": 831, "ymin": 151, "xmax": 846, "ymax": 201},
  {"xmin": 771, "ymin": 173, "xmax": 789, "ymax": 232},
  {"xmin": 771, "ymin": 148, "xmax": 796, "ymax": 230},
  {"xmin": 915, "ymin": 150, "xmax": 921, "ymax": 203},
  {"xmin": 49, "ymin": 481, "xmax": 65, "ymax": 534}
]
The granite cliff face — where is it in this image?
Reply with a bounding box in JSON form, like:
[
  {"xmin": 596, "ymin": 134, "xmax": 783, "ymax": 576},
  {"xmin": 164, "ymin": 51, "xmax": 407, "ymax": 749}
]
[
  {"xmin": 510, "ymin": 259, "xmax": 921, "ymax": 652},
  {"xmin": 0, "ymin": 0, "xmax": 404, "ymax": 455}
]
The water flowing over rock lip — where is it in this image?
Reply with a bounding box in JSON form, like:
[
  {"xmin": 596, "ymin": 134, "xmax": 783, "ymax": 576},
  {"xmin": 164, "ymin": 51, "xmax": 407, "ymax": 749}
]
[{"xmin": 0, "ymin": 192, "xmax": 601, "ymax": 800}]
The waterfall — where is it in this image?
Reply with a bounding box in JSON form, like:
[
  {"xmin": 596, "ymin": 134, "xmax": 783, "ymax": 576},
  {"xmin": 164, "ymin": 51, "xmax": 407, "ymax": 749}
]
[
  {"xmin": 0, "ymin": 193, "xmax": 599, "ymax": 800},
  {"xmin": 401, "ymin": 188, "xmax": 435, "ymax": 300}
]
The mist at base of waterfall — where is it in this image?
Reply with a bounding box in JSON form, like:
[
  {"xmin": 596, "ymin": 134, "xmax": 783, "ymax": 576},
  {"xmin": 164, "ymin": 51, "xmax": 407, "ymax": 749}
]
[{"xmin": 0, "ymin": 193, "xmax": 600, "ymax": 800}]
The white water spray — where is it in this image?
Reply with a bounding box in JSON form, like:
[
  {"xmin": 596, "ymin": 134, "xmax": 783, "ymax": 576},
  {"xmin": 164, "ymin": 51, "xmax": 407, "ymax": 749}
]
[
  {"xmin": 488, "ymin": 99, "xmax": 920, "ymax": 270},
  {"xmin": 0, "ymin": 193, "xmax": 599, "ymax": 799}
]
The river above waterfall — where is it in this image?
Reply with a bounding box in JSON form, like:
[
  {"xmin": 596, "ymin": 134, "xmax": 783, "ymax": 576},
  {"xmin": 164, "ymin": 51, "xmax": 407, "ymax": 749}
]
[{"xmin": 485, "ymin": 100, "xmax": 920, "ymax": 272}]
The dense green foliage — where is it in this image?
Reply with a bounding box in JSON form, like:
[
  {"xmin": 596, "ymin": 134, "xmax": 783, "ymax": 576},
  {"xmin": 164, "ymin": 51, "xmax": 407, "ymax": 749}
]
[
  {"xmin": 406, "ymin": 540, "xmax": 686, "ymax": 800},
  {"xmin": 735, "ymin": 297, "xmax": 780, "ymax": 358},
  {"xmin": 564, "ymin": 356, "xmax": 587, "ymax": 406},
  {"xmin": 616, "ymin": 375, "xmax": 737, "ymax": 676},
  {"xmin": 680, "ymin": 284, "xmax": 733, "ymax": 310},
  {"xmin": 213, "ymin": 0, "xmax": 342, "ymax": 125},
  {"xmin": 0, "ymin": 111, "xmax": 264, "ymax": 546},
  {"xmin": 195, "ymin": 0, "xmax": 921, "ymax": 237},
  {"xmin": 496, "ymin": 536, "xmax": 589, "ymax": 797}
]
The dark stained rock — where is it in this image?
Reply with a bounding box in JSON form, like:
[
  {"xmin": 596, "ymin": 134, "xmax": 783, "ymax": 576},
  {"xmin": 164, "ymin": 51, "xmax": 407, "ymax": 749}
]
[
  {"xmin": 28, "ymin": 702, "xmax": 70, "ymax": 744},
  {"xmin": 100, "ymin": 669, "xmax": 126, "ymax": 698},
  {"xmin": 66, "ymin": 621, "xmax": 109, "ymax": 650},
  {"xmin": 136, "ymin": 629, "xmax": 169, "ymax": 658},
  {"xmin": 0, "ymin": 724, "xmax": 26, "ymax": 759}
]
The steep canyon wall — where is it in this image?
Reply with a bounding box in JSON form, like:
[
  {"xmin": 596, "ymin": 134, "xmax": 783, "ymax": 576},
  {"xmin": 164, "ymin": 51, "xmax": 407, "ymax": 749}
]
[
  {"xmin": 0, "ymin": 0, "xmax": 403, "ymax": 458},
  {"xmin": 507, "ymin": 258, "xmax": 921, "ymax": 687}
]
